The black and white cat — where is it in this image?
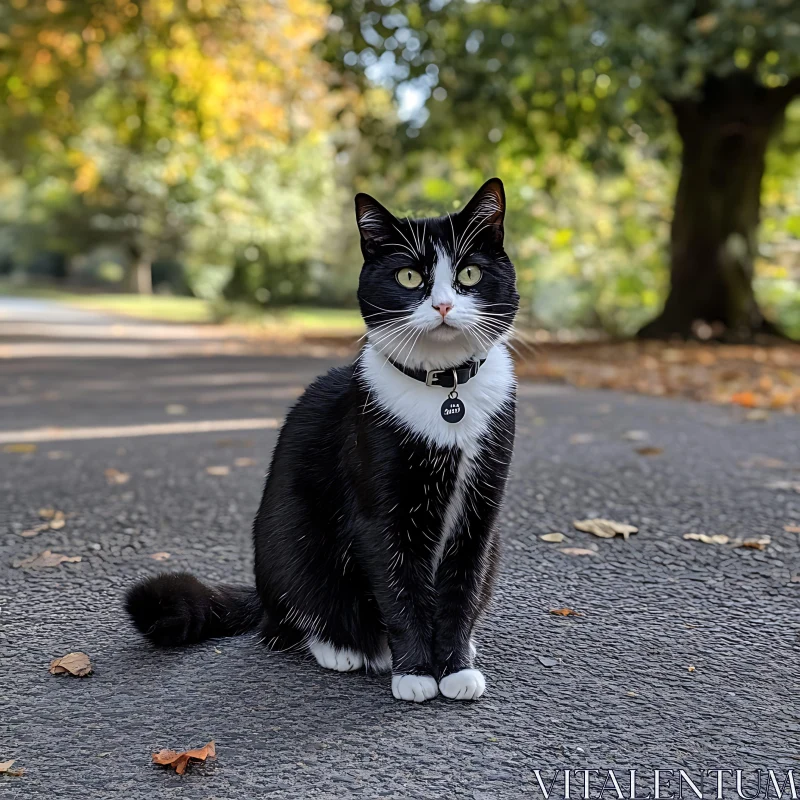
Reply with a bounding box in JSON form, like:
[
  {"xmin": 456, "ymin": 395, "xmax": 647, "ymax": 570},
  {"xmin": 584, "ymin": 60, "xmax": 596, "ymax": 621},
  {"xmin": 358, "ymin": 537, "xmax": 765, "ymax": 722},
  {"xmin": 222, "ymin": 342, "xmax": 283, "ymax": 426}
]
[{"xmin": 126, "ymin": 178, "xmax": 519, "ymax": 702}]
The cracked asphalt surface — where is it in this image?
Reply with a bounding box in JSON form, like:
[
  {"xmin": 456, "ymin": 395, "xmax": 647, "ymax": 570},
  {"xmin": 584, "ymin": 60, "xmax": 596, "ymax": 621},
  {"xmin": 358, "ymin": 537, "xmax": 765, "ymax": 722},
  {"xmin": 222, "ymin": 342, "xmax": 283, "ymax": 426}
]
[{"xmin": 1, "ymin": 300, "xmax": 799, "ymax": 798}]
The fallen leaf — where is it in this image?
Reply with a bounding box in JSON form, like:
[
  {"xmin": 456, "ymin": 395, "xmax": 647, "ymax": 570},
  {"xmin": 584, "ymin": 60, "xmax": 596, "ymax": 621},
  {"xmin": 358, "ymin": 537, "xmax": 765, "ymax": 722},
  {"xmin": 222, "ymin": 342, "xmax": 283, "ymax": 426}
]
[
  {"xmin": 13, "ymin": 550, "xmax": 82, "ymax": 569},
  {"xmin": 49, "ymin": 652, "xmax": 92, "ymax": 677},
  {"xmin": 626, "ymin": 691, "xmax": 638, "ymax": 697},
  {"xmin": 49, "ymin": 515, "xmax": 66, "ymax": 530},
  {"xmin": 559, "ymin": 547, "xmax": 596, "ymax": 556},
  {"xmin": 765, "ymin": 480, "xmax": 800, "ymax": 493},
  {"xmin": 537, "ymin": 656, "xmax": 560, "ymax": 668},
  {"xmin": 737, "ymin": 537, "xmax": 770, "ymax": 550},
  {"xmin": 549, "ymin": 608, "xmax": 582, "ymax": 617},
  {"xmin": 0, "ymin": 759, "xmax": 24, "ymax": 777},
  {"xmin": 539, "ymin": 532, "xmax": 565, "ymax": 543},
  {"xmin": 165, "ymin": 404, "xmax": 187, "ymax": 415},
  {"xmin": 38, "ymin": 508, "xmax": 56, "ymax": 519},
  {"xmin": 731, "ymin": 391, "xmax": 758, "ymax": 408},
  {"xmin": 744, "ymin": 409, "xmax": 770, "ymax": 422},
  {"xmin": 683, "ymin": 533, "xmax": 730, "ymax": 545},
  {"xmin": 234, "ymin": 457, "xmax": 257, "ymax": 467},
  {"xmin": 622, "ymin": 430, "xmax": 649, "ymax": 441},
  {"xmin": 784, "ymin": 525, "xmax": 800, "ymax": 534},
  {"xmin": 152, "ymin": 741, "xmax": 216, "ymax": 775},
  {"xmin": 687, "ymin": 665, "xmax": 696, "ymax": 673},
  {"xmin": 635, "ymin": 446, "xmax": 664, "ymax": 456},
  {"xmin": 573, "ymin": 518, "xmax": 638, "ymax": 540},
  {"xmin": 104, "ymin": 468, "xmax": 130, "ymax": 485},
  {"xmin": 150, "ymin": 552, "xmax": 171, "ymax": 561},
  {"xmin": 205, "ymin": 465, "xmax": 230, "ymax": 476},
  {"xmin": 3, "ymin": 443, "xmax": 37, "ymax": 454},
  {"xmin": 20, "ymin": 523, "xmax": 49, "ymax": 538},
  {"xmin": 569, "ymin": 433, "xmax": 594, "ymax": 445}
]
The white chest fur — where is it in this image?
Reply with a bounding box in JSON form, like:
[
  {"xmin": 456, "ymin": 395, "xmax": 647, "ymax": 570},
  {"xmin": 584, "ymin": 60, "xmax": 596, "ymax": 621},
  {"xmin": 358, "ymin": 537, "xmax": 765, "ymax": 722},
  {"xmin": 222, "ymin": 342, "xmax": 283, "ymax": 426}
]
[{"xmin": 358, "ymin": 343, "xmax": 516, "ymax": 459}]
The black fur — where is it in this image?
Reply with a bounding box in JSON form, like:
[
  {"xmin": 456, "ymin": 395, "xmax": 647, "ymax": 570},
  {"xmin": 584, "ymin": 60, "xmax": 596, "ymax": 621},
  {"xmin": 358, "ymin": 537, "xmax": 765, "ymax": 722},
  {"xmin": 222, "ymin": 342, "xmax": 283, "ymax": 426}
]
[{"xmin": 125, "ymin": 179, "xmax": 518, "ymax": 686}]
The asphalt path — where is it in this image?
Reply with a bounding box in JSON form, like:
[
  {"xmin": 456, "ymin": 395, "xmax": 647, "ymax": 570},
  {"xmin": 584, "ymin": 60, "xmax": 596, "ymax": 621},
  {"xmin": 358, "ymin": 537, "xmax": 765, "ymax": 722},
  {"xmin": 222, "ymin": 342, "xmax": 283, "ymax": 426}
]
[{"xmin": 1, "ymin": 300, "xmax": 798, "ymax": 798}]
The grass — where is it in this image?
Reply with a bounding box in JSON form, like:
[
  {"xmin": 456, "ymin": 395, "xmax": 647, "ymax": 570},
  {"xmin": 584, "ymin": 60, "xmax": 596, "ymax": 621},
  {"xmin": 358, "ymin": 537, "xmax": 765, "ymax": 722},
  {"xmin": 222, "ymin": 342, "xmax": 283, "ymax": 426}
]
[{"xmin": 0, "ymin": 283, "xmax": 365, "ymax": 335}]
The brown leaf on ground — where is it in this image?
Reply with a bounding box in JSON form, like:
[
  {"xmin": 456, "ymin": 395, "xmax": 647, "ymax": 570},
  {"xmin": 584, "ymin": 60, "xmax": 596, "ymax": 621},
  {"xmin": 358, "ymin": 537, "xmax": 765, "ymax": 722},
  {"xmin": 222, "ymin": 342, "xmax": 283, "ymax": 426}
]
[
  {"xmin": 22, "ymin": 510, "xmax": 66, "ymax": 536},
  {"xmin": 559, "ymin": 547, "xmax": 596, "ymax": 556},
  {"xmin": 0, "ymin": 759, "xmax": 24, "ymax": 777},
  {"xmin": 635, "ymin": 446, "xmax": 664, "ymax": 456},
  {"xmin": 150, "ymin": 552, "xmax": 171, "ymax": 561},
  {"xmin": 737, "ymin": 537, "xmax": 771, "ymax": 550},
  {"xmin": 784, "ymin": 524, "xmax": 800, "ymax": 534},
  {"xmin": 39, "ymin": 508, "xmax": 56, "ymax": 519},
  {"xmin": 205, "ymin": 465, "xmax": 230, "ymax": 476},
  {"xmin": 152, "ymin": 741, "xmax": 216, "ymax": 775},
  {"xmin": 549, "ymin": 608, "xmax": 583, "ymax": 617},
  {"xmin": 20, "ymin": 523, "xmax": 49, "ymax": 538},
  {"xmin": 687, "ymin": 665, "xmax": 696, "ymax": 673},
  {"xmin": 49, "ymin": 652, "xmax": 93, "ymax": 677},
  {"xmin": 539, "ymin": 532, "xmax": 565, "ymax": 543},
  {"xmin": 683, "ymin": 533, "xmax": 730, "ymax": 545},
  {"xmin": 13, "ymin": 550, "xmax": 82, "ymax": 569},
  {"xmin": 3, "ymin": 443, "xmax": 37, "ymax": 454},
  {"xmin": 104, "ymin": 468, "xmax": 130, "ymax": 485},
  {"xmin": 574, "ymin": 518, "xmax": 638, "ymax": 540},
  {"xmin": 234, "ymin": 457, "xmax": 257, "ymax": 467}
]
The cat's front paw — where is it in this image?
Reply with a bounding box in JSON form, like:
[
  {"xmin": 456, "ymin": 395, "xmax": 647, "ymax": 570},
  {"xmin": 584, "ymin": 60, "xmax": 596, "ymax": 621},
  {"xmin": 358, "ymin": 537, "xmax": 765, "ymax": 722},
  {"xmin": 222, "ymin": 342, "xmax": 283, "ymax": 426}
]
[
  {"xmin": 439, "ymin": 668, "xmax": 486, "ymax": 700},
  {"xmin": 391, "ymin": 674, "xmax": 439, "ymax": 703}
]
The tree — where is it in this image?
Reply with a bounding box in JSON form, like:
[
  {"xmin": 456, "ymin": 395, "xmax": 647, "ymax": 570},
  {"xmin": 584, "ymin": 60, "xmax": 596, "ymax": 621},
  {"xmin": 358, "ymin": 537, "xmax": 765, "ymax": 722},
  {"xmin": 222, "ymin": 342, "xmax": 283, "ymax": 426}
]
[
  {"xmin": 0, "ymin": 0, "xmax": 349, "ymax": 294},
  {"xmin": 325, "ymin": 0, "xmax": 800, "ymax": 339}
]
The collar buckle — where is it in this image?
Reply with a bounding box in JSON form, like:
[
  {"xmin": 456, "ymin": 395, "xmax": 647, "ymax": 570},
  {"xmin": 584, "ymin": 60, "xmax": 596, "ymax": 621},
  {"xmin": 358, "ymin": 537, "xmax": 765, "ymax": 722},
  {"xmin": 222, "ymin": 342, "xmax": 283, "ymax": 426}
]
[{"xmin": 425, "ymin": 369, "xmax": 445, "ymax": 387}]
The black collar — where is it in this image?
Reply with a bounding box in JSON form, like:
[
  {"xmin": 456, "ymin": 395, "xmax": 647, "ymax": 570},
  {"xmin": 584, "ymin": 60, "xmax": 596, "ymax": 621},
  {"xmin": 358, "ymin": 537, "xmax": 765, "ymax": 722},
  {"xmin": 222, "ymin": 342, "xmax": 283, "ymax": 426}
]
[{"xmin": 386, "ymin": 356, "xmax": 486, "ymax": 388}]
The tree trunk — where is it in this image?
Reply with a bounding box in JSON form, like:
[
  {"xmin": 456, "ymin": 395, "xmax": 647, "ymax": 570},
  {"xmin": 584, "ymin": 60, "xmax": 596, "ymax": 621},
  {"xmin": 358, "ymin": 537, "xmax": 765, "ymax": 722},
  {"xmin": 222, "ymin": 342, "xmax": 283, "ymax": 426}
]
[
  {"xmin": 638, "ymin": 74, "xmax": 796, "ymax": 341},
  {"xmin": 126, "ymin": 244, "xmax": 153, "ymax": 294}
]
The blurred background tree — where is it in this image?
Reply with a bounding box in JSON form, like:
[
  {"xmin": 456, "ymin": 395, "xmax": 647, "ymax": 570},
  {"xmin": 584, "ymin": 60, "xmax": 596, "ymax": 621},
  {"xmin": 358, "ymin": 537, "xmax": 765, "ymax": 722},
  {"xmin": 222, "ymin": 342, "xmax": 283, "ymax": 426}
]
[{"xmin": 1, "ymin": 0, "xmax": 798, "ymax": 339}]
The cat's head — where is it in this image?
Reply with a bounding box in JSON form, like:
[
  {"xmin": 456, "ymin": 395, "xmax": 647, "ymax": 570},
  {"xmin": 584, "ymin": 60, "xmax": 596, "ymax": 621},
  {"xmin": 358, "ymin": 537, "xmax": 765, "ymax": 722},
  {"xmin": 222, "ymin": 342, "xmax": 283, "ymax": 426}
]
[{"xmin": 355, "ymin": 178, "xmax": 519, "ymax": 370}]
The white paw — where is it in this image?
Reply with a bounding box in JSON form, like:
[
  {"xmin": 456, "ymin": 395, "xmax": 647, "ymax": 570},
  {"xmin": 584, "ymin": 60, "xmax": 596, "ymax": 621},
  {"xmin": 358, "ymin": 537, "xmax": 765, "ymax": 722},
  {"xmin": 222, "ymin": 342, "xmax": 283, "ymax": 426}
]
[
  {"xmin": 391, "ymin": 674, "xmax": 439, "ymax": 703},
  {"xmin": 439, "ymin": 668, "xmax": 486, "ymax": 700},
  {"xmin": 308, "ymin": 638, "xmax": 364, "ymax": 672}
]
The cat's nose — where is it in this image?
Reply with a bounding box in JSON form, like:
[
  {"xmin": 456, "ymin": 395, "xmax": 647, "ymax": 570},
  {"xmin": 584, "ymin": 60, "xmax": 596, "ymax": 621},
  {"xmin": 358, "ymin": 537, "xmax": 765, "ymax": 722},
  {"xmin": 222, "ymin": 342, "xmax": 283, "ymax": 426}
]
[{"xmin": 433, "ymin": 303, "xmax": 453, "ymax": 318}]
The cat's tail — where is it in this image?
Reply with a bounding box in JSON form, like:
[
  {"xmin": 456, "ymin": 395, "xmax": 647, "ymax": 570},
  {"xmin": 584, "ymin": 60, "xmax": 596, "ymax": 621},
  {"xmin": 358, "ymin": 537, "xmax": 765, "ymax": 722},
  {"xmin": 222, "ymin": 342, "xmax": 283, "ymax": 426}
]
[{"xmin": 125, "ymin": 572, "xmax": 263, "ymax": 647}]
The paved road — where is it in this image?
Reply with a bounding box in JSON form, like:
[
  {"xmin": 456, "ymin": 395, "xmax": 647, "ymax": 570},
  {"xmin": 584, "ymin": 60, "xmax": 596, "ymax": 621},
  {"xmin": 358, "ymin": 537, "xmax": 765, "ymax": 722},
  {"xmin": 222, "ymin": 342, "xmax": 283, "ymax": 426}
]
[{"xmin": 1, "ymin": 300, "xmax": 799, "ymax": 798}]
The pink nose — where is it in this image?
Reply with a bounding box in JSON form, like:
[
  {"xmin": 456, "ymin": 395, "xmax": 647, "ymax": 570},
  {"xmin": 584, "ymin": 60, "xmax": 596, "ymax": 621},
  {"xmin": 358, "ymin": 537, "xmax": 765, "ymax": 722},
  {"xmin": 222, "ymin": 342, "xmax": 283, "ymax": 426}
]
[{"xmin": 433, "ymin": 303, "xmax": 453, "ymax": 318}]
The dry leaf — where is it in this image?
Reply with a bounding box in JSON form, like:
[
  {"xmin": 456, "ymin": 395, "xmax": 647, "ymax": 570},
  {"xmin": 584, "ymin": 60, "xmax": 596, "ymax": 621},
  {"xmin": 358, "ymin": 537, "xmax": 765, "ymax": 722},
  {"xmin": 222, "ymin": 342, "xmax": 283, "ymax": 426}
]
[
  {"xmin": 0, "ymin": 759, "xmax": 24, "ymax": 777},
  {"xmin": 3, "ymin": 443, "xmax": 37, "ymax": 454},
  {"xmin": 234, "ymin": 457, "xmax": 257, "ymax": 467},
  {"xmin": 635, "ymin": 446, "xmax": 664, "ymax": 456},
  {"xmin": 20, "ymin": 523, "xmax": 49, "ymax": 538},
  {"xmin": 765, "ymin": 480, "xmax": 800, "ymax": 493},
  {"xmin": 150, "ymin": 552, "xmax": 171, "ymax": 561},
  {"xmin": 540, "ymin": 532, "xmax": 565, "ymax": 543},
  {"xmin": 104, "ymin": 468, "xmax": 130, "ymax": 485},
  {"xmin": 573, "ymin": 518, "xmax": 638, "ymax": 540},
  {"xmin": 622, "ymin": 430, "xmax": 648, "ymax": 442},
  {"xmin": 784, "ymin": 525, "xmax": 800, "ymax": 534},
  {"xmin": 13, "ymin": 550, "xmax": 81, "ymax": 569},
  {"xmin": 549, "ymin": 608, "xmax": 582, "ymax": 617},
  {"xmin": 49, "ymin": 652, "xmax": 92, "ymax": 677},
  {"xmin": 737, "ymin": 537, "xmax": 770, "ymax": 550},
  {"xmin": 569, "ymin": 433, "xmax": 594, "ymax": 445},
  {"xmin": 205, "ymin": 465, "xmax": 230, "ymax": 476},
  {"xmin": 39, "ymin": 508, "xmax": 56, "ymax": 519},
  {"xmin": 152, "ymin": 741, "xmax": 216, "ymax": 775},
  {"xmin": 687, "ymin": 665, "xmax": 696, "ymax": 673},
  {"xmin": 740, "ymin": 456, "xmax": 788, "ymax": 469},
  {"xmin": 559, "ymin": 547, "xmax": 596, "ymax": 556},
  {"xmin": 731, "ymin": 391, "xmax": 758, "ymax": 408},
  {"xmin": 166, "ymin": 404, "xmax": 187, "ymax": 415},
  {"xmin": 683, "ymin": 533, "xmax": 730, "ymax": 545}
]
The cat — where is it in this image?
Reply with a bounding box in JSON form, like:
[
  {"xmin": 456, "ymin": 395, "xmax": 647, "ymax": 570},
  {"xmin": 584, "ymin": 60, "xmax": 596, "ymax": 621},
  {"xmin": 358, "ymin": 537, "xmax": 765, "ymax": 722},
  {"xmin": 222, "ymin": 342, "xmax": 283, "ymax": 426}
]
[{"xmin": 126, "ymin": 178, "xmax": 519, "ymax": 702}]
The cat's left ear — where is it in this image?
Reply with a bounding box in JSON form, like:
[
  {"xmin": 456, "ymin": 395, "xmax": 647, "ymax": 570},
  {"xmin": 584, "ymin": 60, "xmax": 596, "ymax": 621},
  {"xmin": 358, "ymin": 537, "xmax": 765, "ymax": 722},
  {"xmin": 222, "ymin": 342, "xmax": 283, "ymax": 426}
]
[
  {"xmin": 459, "ymin": 178, "xmax": 505, "ymax": 244},
  {"xmin": 355, "ymin": 193, "xmax": 397, "ymax": 257}
]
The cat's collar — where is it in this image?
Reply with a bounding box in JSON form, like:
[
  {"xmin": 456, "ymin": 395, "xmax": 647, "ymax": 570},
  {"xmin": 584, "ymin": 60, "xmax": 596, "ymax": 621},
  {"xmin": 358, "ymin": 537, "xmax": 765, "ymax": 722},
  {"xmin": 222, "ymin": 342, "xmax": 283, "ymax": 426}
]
[{"xmin": 386, "ymin": 356, "xmax": 486, "ymax": 389}]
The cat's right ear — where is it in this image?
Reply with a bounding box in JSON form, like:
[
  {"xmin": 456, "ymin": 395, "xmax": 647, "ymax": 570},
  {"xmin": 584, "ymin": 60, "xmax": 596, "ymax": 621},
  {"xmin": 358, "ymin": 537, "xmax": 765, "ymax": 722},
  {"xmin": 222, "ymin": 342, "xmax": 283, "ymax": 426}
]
[{"xmin": 355, "ymin": 193, "xmax": 396, "ymax": 257}]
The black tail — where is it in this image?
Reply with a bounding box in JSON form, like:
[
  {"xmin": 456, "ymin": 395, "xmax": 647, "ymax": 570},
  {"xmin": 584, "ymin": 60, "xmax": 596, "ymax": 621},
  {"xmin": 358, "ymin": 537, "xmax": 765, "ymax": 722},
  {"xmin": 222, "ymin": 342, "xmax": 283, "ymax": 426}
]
[{"xmin": 125, "ymin": 572, "xmax": 263, "ymax": 647}]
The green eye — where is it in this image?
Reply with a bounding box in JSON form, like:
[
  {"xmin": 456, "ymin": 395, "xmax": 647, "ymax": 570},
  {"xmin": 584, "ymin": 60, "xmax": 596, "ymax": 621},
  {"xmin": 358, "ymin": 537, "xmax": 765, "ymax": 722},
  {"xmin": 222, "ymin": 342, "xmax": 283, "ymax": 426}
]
[
  {"xmin": 396, "ymin": 268, "xmax": 423, "ymax": 289},
  {"xmin": 457, "ymin": 265, "xmax": 482, "ymax": 286}
]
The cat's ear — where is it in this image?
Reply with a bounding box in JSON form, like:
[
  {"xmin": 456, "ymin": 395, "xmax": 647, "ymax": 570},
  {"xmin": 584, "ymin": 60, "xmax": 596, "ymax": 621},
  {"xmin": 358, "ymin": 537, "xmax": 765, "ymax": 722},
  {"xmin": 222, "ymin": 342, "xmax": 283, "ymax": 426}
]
[
  {"xmin": 458, "ymin": 178, "xmax": 505, "ymax": 244},
  {"xmin": 355, "ymin": 193, "xmax": 396, "ymax": 256}
]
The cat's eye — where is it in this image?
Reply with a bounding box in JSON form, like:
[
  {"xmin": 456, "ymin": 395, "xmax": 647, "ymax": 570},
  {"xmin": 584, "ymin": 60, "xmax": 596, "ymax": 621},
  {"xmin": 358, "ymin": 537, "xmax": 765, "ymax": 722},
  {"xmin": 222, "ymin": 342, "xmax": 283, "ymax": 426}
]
[
  {"xmin": 396, "ymin": 268, "xmax": 423, "ymax": 289},
  {"xmin": 457, "ymin": 265, "xmax": 482, "ymax": 286}
]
